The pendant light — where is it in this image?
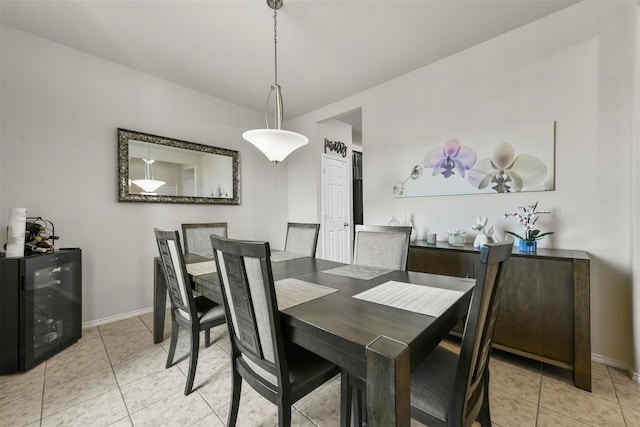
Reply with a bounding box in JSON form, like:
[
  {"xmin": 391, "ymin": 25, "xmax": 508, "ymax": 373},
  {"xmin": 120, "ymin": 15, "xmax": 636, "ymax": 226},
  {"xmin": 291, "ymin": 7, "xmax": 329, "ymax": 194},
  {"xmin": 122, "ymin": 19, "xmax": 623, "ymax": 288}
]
[
  {"xmin": 242, "ymin": 0, "xmax": 309, "ymax": 164},
  {"xmin": 131, "ymin": 143, "xmax": 165, "ymax": 194}
]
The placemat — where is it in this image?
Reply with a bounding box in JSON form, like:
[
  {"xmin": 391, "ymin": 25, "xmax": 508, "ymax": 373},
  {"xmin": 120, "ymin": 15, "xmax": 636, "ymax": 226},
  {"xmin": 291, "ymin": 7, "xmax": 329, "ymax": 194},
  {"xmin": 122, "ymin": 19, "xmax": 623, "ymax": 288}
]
[
  {"xmin": 275, "ymin": 278, "xmax": 338, "ymax": 310},
  {"xmin": 186, "ymin": 261, "xmax": 217, "ymax": 276},
  {"xmin": 353, "ymin": 280, "xmax": 465, "ymax": 317},
  {"xmin": 322, "ymin": 264, "xmax": 392, "ymax": 280},
  {"xmin": 270, "ymin": 250, "xmax": 308, "ymax": 262}
]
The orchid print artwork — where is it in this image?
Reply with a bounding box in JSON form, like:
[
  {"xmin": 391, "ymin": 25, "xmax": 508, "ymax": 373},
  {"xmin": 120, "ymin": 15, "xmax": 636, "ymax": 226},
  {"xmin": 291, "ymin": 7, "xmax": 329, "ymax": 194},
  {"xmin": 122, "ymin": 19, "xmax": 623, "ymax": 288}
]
[
  {"xmin": 467, "ymin": 142, "xmax": 548, "ymax": 193},
  {"xmin": 393, "ymin": 121, "xmax": 555, "ymax": 197}
]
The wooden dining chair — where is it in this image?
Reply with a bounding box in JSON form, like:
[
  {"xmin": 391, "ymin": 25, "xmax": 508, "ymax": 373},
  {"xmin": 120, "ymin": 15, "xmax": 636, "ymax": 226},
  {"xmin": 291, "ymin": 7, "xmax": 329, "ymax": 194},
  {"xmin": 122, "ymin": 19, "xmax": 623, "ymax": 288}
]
[
  {"xmin": 210, "ymin": 234, "xmax": 340, "ymax": 427},
  {"xmin": 284, "ymin": 222, "xmax": 320, "ymax": 257},
  {"xmin": 181, "ymin": 222, "xmax": 228, "ymax": 258},
  {"xmin": 342, "ymin": 224, "xmax": 414, "ymax": 425},
  {"xmin": 409, "ymin": 237, "xmax": 513, "ymax": 427},
  {"xmin": 154, "ymin": 229, "xmax": 226, "ymax": 395},
  {"xmin": 353, "ymin": 224, "xmax": 412, "ymax": 270}
]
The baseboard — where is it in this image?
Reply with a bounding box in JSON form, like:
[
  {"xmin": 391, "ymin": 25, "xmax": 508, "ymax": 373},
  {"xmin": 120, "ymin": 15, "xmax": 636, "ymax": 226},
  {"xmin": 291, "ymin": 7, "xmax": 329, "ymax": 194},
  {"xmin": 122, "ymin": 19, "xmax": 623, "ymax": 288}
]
[
  {"xmin": 592, "ymin": 353, "xmax": 640, "ymax": 384},
  {"xmin": 82, "ymin": 306, "xmax": 154, "ymax": 329}
]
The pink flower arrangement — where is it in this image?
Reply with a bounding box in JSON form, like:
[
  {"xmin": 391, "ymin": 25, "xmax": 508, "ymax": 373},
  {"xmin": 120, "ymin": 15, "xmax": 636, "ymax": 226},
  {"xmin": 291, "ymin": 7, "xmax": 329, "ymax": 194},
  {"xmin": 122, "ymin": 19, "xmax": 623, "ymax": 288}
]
[{"xmin": 504, "ymin": 201, "xmax": 554, "ymax": 245}]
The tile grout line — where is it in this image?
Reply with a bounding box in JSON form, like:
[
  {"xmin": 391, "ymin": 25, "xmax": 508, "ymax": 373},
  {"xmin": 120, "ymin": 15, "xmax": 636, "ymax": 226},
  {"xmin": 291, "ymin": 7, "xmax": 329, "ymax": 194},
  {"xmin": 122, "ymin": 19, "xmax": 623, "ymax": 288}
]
[
  {"xmin": 607, "ymin": 365, "xmax": 630, "ymax": 427},
  {"xmin": 533, "ymin": 361, "xmax": 543, "ymax": 426},
  {"xmin": 100, "ymin": 321, "xmax": 135, "ymax": 426}
]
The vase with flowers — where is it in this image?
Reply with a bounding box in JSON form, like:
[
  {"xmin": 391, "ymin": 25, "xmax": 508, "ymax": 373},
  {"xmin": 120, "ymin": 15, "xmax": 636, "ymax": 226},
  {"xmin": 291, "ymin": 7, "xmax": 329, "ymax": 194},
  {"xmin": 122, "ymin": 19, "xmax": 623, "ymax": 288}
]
[{"xmin": 503, "ymin": 201, "xmax": 554, "ymax": 253}]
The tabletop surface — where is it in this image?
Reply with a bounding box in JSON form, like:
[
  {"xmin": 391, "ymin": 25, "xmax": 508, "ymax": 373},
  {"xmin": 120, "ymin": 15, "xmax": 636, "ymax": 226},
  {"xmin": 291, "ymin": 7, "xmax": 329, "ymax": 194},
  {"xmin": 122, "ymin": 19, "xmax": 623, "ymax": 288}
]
[{"xmin": 191, "ymin": 255, "xmax": 475, "ymax": 376}]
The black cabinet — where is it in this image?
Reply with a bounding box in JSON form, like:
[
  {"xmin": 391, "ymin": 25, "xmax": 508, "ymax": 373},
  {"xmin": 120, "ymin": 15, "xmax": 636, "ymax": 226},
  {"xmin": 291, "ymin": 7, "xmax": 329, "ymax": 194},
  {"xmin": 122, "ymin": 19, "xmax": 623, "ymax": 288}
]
[{"xmin": 0, "ymin": 249, "xmax": 82, "ymax": 374}]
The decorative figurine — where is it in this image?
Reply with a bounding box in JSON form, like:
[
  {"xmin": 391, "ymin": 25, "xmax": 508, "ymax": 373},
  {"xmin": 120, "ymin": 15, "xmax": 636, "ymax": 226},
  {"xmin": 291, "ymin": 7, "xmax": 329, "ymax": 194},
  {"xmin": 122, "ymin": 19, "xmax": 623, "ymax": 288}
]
[{"xmin": 472, "ymin": 216, "xmax": 500, "ymax": 248}]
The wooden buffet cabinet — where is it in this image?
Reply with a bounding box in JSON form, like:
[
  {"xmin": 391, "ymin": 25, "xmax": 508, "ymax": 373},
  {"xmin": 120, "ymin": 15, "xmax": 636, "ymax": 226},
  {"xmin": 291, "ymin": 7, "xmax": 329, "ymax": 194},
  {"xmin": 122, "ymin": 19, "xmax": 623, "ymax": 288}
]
[{"xmin": 408, "ymin": 241, "xmax": 591, "ymax": 391}]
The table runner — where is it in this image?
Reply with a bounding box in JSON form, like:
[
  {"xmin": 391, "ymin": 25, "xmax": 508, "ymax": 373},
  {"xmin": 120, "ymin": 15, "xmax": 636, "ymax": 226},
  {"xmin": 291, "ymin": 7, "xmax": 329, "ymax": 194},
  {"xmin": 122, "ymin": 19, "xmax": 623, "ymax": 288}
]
[
  {"xmin": 322, "ymin": 264, "xmax": 392, "ymax": 280},
  {"xmin": 275, "ymin": 278, "xmax": 338, "ymax": 310},
  {"xmin": 270, "ymin": 250, "xmax": 308, "ymax": 262},
  {"xmin": 186, "ymin": 260, "xmax": 217, "ymax": 276},
  {"xmin": 353, "ymin": 280, "xmax": 465, "ymax": 317}
]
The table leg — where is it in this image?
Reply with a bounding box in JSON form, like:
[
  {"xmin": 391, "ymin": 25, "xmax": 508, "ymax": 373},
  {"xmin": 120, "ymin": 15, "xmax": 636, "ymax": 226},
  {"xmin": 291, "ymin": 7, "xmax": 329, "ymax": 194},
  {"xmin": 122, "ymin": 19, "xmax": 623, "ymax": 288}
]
[
  {"xmin": 153, "ymin": 258, "xmax": 167, "ymax": 344},
  {"xmin": 366, "ymin": 336, "xmax": 410, "ymax": 427},
  {"xmin": 574, "ymin": 257, "xmax": 591, "ymax": 391}
]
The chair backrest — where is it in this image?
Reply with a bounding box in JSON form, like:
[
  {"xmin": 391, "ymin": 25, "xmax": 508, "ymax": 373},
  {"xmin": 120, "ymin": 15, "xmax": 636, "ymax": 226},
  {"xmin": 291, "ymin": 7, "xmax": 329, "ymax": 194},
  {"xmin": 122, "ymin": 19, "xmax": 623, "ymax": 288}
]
[
  {"xmin": 450, "ymin": 237, "xmax": 513, "ymax": 426},
  {"xmin": 182, "ymin": 222, "xmax": 228, "ymax": 258},
  {"xmin": 210, "ymin": 235, "xmax": 289, "ymax": 389},
  {"xmin": 353, "ymin": 225, "xmax": 412, "ymax": 270},
  {"xmin": 284, "ymin": 222, "xmax": 320, "ymax": 257},
  {"xmin": 154, "ymin": 228, "xmax": 196, "ymax": 323}
]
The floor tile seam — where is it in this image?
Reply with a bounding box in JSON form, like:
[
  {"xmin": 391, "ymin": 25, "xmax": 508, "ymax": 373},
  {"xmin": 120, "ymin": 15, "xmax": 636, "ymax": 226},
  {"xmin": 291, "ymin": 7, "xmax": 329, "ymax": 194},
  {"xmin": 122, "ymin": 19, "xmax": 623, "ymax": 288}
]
[
  {"xmin": 40, "ymin": 385, "xmax": 120, "ymax": 420},
  {"xmin": 533, "ymin": 363, "xmax": 544, "ymax": 427},
  {"xmin": 535, "ymin": 405, "xmax": 599, "ymax": 427},
  {"xmin": 489, "ymin": 382, "xmax": 541, "ymax": 406},
  {"xmin": 38, "ymin": 354, "xmax": 92, "ymax": 420},
  {"xmin": 106, "ymin": 343, "xmax": 169, "ymax": 367},
  {"xmin": 43, "ymin": 359, "xmax": 113, "ymax": 388},
  {"xmin": 294, "ymin": 404, "xmax": 323, "ymax": 426},
  {"xmin": 45, "ymin": 345, "xmax": 108, "ymax": 367},
  {"xmin": 537, "ymin": 398, "xmax": 626, "ymax": 427},
  {"xmin": 188, "ymin": 408, "xmax": 225, "ymax": 427},
  {"xmin": 541, "ymin": 373, "xmax": 629, "ymax": 411},
  {"xmin": 138, "ymin": 314, "xmax": 154, "ymax": 336},
  {"xmin": 212, "ymin": 405, "xmax": 229, "ymax": 424},
  {"xmin": 0, "ymin": 387, "xmax": 43, "ymax": 408}
]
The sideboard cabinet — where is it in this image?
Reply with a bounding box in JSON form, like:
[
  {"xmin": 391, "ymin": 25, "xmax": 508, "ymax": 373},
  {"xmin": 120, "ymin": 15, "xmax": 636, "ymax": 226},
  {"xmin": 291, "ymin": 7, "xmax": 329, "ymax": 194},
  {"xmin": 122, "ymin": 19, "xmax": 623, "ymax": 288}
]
[{"xmin": 408, "ymin": 241, "xmax": 591, "ymax": 391}]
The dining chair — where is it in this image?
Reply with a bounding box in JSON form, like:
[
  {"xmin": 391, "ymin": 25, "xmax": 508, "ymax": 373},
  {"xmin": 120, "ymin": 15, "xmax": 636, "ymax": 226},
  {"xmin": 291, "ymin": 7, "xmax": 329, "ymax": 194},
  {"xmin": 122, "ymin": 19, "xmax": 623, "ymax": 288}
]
[
  {"xmin": 210, "ymin": 234, "xmax": 340, "ymax": 427},
  {"xmin": 353, "ymin": 224, "xmax": 412, "ymax": 270},
  {"xmin": 409, "ymin": 237, "xmax": 513, "ymax": 427},
  {"xmin": 154, "ymin": 228, "xmax": 226, "ymax": 395},
  {"xmin": 342, "ymin": 224, "xmax": 414, "ymax": 424},
  {"xmin": 181, "ymin": 222, "xmax": 228, "ymax": 258},
  {"xmin": 284, "ymin": 222, "xmax": 320, "ymax": 257}
]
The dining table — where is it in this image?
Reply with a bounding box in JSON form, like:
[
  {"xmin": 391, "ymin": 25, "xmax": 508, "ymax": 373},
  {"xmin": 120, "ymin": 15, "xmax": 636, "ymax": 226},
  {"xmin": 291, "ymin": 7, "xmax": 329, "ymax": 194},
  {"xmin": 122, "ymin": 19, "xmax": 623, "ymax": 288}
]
[{"xmin": 153, "ymin": 251, "xmax": 475, "ymax": 427}]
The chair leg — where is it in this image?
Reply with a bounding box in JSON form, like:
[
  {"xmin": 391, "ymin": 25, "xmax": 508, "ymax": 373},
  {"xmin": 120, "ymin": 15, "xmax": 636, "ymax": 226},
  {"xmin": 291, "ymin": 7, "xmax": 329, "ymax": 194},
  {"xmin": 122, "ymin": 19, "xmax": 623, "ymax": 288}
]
[
  {"xmin": 227, "ymin": 368, "xmax": 242, "ymax": 427},
  {"xmin": 277, "ymin": 399, "xmax": 292, "ymax": 427},
  {"xmin": 204, "ymin": 328, "xmax": 211, "ymax": 347},
  {"xmin": 352, "ymin": 376, "xmax": 367, "ymax": 427},
  {"xmin": 165, "ymin": 314, "xmax": 179, "ymax": 369},
  {"xmin": 479, "ymin": 368, "xmax": 492, "ymax": 427},
  {"xmin": 184, "ymin": 327, "xmax": 200, "ymax": 395},
  {"xmin": 340, "ymin": 372, "xmax": 353, "ymax": 427}
]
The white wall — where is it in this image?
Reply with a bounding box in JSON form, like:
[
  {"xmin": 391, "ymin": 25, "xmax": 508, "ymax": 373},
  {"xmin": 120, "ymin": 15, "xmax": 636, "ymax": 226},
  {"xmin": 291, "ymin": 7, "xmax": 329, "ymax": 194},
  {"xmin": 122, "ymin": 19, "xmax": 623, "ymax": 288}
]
[
  {"xmin": 288, "ymin": 2, "xmax": 638, "ymax": 369},
  {"xmin": 0, "ymin": 25, "xmax": 288, "ymax": 323}
]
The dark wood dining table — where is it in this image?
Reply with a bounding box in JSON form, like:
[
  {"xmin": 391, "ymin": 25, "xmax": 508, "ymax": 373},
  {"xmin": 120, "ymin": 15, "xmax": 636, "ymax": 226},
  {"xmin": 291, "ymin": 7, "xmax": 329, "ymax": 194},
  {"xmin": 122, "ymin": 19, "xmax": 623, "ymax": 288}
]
[{"xmin": 153, "ymin": 253, "xmax": 475, "ymax": 427}]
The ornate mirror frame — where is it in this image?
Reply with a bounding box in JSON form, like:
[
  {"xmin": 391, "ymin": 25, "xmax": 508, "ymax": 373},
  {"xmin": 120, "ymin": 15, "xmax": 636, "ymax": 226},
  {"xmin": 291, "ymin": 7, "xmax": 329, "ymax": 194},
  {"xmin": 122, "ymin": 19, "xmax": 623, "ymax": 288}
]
[{"xmin": 118, "ymin": 128, "xmax": 240, "ymax": 205}]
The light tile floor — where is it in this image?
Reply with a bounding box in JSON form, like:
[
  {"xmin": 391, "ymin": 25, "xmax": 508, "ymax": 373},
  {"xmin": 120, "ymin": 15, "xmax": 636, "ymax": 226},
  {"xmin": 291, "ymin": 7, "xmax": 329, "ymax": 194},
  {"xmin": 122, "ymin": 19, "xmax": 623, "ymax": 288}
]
[{"xmin": 1, "ymin": 312, "xmax": 639, "ymax": 427}]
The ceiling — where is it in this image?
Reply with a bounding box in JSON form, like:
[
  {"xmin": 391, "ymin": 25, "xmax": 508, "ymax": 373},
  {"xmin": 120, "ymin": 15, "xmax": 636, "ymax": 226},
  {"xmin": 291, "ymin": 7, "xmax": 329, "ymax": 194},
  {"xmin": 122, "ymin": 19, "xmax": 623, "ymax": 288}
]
[{"xmin": 0, "ymin": 0, "xmax": 579, "ymax": 121}]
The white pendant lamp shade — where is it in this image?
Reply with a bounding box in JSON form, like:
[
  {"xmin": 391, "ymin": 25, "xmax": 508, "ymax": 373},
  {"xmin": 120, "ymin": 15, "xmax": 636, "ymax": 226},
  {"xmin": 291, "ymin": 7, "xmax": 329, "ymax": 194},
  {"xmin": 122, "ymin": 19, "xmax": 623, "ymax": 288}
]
[
  {"xmin": 132, "ymin": 158, "xmax": 165, "ymax": 194},
  {"xmin": 243, "ymin": 129, "xmax": 309, "ymax": 163},
  {"xmin": 132, "ymin": 179, "xmax": 165, "ymax": 194},
  {"xmin": 244, "ymin": 0, "xmax": 308, "ymax": 164}
]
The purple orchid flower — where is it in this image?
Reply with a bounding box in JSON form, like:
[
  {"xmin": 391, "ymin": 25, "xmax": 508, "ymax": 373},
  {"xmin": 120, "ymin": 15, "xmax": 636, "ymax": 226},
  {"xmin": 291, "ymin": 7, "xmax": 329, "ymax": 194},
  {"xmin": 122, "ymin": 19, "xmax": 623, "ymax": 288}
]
[{"xmin": 424, "ymin": 139, "xmax": 477, "ymax": 179}]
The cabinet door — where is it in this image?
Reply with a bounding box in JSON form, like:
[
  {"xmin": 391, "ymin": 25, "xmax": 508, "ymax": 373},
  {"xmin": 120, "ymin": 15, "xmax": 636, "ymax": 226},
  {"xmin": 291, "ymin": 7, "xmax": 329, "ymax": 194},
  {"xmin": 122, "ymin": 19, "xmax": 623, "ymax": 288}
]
[
  {"xmin": 493, "ymin": 257, "xmax": 574, "ymax": 364},
  {"xmin": 408, "ymin": 247, "xmax": 475, "ymax": 278}
]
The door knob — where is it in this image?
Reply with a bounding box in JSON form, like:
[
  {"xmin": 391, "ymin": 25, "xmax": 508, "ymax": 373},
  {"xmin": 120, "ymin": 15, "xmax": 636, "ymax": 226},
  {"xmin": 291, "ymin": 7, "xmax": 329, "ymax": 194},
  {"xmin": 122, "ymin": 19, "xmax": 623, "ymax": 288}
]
[{"xmin": 344, "ymin": 223, "xmax": 350, "ymax": 227}]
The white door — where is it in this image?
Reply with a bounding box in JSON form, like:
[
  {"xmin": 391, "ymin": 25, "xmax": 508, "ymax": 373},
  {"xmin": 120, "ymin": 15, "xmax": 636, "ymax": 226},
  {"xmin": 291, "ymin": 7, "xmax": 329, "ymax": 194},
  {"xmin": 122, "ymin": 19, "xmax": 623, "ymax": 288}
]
[{"xmin": 322, "ymin": 155, "xmax": 350, "ymax": 263}]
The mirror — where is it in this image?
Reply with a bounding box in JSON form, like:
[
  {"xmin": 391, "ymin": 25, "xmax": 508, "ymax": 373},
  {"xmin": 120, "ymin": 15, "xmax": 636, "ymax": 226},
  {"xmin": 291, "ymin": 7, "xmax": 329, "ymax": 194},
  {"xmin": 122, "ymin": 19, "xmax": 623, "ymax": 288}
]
[{"xmin": 118, "ymin": 128, "xmax": 240, "ymax": 204}]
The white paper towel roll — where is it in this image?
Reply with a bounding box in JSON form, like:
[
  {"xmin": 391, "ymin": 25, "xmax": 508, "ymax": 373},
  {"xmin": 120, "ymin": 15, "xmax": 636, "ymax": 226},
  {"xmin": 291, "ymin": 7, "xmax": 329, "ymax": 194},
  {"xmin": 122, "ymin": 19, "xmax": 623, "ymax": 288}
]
[{"xmin": 6, "ymin": 208, "xmax": 27, "ymax": 257}]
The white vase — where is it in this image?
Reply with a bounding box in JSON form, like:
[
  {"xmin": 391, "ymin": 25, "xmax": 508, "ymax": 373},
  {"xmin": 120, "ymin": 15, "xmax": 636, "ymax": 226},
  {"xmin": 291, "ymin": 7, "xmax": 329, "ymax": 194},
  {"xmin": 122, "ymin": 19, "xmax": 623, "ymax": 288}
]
[
  {"xmin": 6, "ymin": 208, "xmax": 27, "ymax": 257},
  {"xmin": 388, "ymin": 215, "xmax": 401, "ymax": 226}
]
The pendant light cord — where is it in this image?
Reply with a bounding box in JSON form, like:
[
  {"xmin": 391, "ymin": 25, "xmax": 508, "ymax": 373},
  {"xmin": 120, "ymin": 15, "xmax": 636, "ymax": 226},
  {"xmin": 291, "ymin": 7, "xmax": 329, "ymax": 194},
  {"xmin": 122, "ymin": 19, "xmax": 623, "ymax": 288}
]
[{"xmin": 273, "ymin": 8, "xmax": 278, "ymax": 85}]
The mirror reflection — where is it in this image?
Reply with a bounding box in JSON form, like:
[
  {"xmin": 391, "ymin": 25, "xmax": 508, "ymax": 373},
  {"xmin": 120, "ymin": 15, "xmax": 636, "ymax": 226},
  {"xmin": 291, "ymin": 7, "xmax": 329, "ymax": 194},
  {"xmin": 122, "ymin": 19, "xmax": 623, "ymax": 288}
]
[{"xmin": 118, "ymin": 129, "xmax": 240, "ymax": 205}]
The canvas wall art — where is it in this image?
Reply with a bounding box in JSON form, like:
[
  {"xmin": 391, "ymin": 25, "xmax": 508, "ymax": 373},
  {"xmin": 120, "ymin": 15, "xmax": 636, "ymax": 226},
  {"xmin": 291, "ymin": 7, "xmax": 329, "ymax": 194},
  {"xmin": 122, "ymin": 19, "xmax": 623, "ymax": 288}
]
[{"xmin": 393, "ymin": 121, "xmax": 555, "ymax": 197}]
